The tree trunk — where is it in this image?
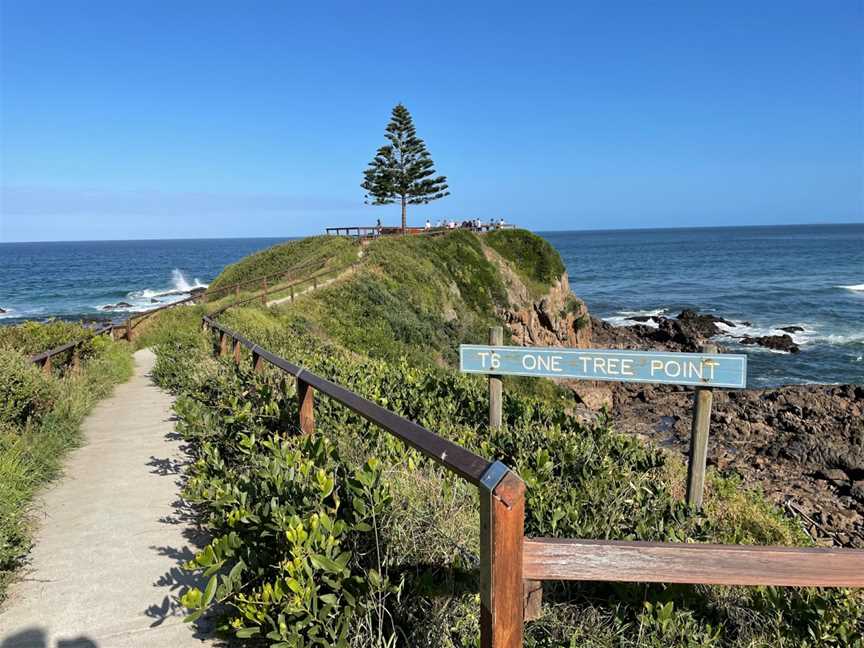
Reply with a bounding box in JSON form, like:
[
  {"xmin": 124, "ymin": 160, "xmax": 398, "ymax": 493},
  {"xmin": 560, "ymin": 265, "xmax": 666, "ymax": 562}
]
[{"xmin": 401, "ymin": 196, "xmax": 407, "ymax": 233}]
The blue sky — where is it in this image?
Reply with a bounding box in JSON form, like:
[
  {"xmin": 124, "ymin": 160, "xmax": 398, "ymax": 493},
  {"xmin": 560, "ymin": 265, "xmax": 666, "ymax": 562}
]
[{"xmin": 1, "ymin": 1, "xmax": 862, "ymax": 241}]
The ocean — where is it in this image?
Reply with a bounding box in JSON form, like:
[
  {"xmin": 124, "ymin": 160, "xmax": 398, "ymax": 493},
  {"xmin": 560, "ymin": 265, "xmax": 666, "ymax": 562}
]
[{"xmin": 1, "ymin": 224, "xmax": 861, "ymax": 387}]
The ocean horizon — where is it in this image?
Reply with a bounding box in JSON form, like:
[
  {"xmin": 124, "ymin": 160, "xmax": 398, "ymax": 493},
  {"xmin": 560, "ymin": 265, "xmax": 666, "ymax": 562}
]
[{"xmin": 1, "ymin": 223, "xmax": 861, "ymax": 388}]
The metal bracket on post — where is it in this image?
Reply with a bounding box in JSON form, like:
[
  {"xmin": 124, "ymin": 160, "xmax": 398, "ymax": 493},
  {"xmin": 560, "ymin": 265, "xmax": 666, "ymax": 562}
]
[{"xmin": 479, "ymin": 460, "xmax": 511, "ymax": 493}]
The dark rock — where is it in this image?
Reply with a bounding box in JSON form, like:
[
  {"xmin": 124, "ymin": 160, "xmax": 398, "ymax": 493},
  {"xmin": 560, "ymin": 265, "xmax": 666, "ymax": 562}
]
[
  {"xmin": 0, "ymin": 307, "xmax": 6, "ymax": 314},
  {"xmin": 740, "ymin": 334, "xmax": 800, "ymax": 353},
  {"xmin": 815, "ymin": 468, "xmax": 849, "ymax": 486},
  {"xmin": 779, "ymin": 326, "xmax": 804, "ymax": 333},
  {"xmin": 100, "ymin": 301, "xmax": 133, "ymax": 311},
  {"xmin": 627, "ymin": 315, "xmax": 658, "ymax": 323},
  {"xmin": 190, "ymin": 286, "xmax": 207, "ymax": 296},
  {"xmin": 852, "ymin": 481, "xmax": 864, "ymax": 504},
  {"xmin": 150, "ymin": 298, "xmax": 160, "ymax": 304}
]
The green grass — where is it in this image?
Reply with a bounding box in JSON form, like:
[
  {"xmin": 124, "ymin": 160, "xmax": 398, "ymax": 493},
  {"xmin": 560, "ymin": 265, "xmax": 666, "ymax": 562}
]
[
  {"xmin": 207, "ymin": 235, "xmax": 359, "ymax": 293},
  {"xmin": 0, "ymin": 335, "xmax": 133, "ymax": 600},
  {"xmin": 484, "ymin": 229, "xmax": 566, "ymax": 289}
]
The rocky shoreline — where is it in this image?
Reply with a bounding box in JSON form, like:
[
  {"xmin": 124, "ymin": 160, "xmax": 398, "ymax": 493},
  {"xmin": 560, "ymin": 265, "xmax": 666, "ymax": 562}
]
[
  {"xmin": 589, "ymin": 311, "xmax": 863, "ymax": 547},
  {"xmin": 501, "ymin": 277, "xmax": 863, "ymax": 548}
]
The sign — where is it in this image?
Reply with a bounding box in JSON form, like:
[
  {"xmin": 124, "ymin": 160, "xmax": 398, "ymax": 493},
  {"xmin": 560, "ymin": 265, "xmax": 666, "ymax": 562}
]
[{"xmin": 459, "ymin": 345, "xmax": 747, "ymax": 389}]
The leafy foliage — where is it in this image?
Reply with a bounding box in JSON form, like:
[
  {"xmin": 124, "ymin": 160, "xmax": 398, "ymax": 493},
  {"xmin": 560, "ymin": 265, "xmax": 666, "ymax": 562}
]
[
  {"xmin": 0, "ymin": 320, "xmax": 100, "ymax": 361},
  {"xmin": 361, "ymin": 104, "xmax": 449, "ymax": 229},
  {"xmin": 152, "ymin": 305, "xmax": 863, "ymax": 647},
  {"xmin": 0, "ymin": 349, "xmax": 58, "ymax": 426},
  {"xmin": 484, "ymin": 229, "xmax": 566, "ymax": 287}
]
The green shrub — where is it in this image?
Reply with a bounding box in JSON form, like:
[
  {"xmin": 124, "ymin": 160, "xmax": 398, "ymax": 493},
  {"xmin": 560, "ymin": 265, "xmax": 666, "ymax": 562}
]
[
  {"xmin": 0, "ymin": 348, "xmax": 58, "ymax": 426},
  {"xmin": 0, "ymin": 320, "xmax": 99, "ymax": 361},
  {"xmin": 484, "ymin": 229, "xmax": 566, "ymax": 286},
  {"xmin": 153, "ymin": 310, "xmax": 864, "ymax": 647}
]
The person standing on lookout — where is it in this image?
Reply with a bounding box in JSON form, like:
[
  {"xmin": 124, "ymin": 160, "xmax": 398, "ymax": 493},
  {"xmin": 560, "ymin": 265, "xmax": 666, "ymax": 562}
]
[{"xmin": 425, "ymin": 219, "xmax": 431, "ymax": 230}]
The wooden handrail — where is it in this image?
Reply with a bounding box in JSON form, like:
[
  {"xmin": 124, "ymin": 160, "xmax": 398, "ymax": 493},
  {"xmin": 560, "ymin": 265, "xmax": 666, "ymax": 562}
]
[
  {"xmin": 27, "ymin": 324, "xmax": 113, "ymax": 374},
  {"xmin": 522, "ymin": 538, "xmax": 864, "ymax": 588},
  {"xmin": 202, "ymin": 314, "xmax": 525, "ymax": 646},
  {"xmin": 202, "ymin": 316, "xmax": 492, "ymax": 486}
]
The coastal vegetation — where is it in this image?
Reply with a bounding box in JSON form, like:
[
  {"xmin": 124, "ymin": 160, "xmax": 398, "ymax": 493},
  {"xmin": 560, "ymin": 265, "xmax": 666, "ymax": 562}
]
[
  {"xmin": 0, "ymin": 322, "xmax": 132, "ymax": 599},
  {"xmin": 138, "ymin": 230, "xmax": 863, "ymax": 646}
]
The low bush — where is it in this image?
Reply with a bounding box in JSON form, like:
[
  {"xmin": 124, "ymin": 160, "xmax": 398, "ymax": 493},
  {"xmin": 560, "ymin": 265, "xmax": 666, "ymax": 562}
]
[
  {"xmin": 0, "ymin": 349, "xmax": 58, "ymax": 426},
  {"xmin": 154, "ymin": 310, "xmax": 863, "ymax": 647}
]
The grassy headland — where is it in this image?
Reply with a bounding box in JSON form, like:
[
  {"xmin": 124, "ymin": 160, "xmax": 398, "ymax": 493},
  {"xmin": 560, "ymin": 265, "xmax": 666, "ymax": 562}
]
[
  {"xmin": 0, "ymin": 323, "xmax": 133, "ymax": 599},
  {"xmin": 142, "ymin": 230, "xmax": 862, "ymax": 647}
]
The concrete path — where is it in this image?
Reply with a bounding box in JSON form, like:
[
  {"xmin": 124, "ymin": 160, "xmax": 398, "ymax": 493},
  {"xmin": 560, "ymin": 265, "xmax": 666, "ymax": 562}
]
[{"xmin": 0, "ymin": 349, "xmax": 216, "ymax": 648}]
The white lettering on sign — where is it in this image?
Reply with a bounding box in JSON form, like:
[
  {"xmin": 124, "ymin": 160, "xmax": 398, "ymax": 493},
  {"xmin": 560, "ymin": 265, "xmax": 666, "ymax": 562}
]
[
  {"xmin": 521, "ymin": 354, "xmax": 562, "ymax": 372},
  {"xmin": 459, "ymin": 345, "xmax": 747, "ymax": 389}
]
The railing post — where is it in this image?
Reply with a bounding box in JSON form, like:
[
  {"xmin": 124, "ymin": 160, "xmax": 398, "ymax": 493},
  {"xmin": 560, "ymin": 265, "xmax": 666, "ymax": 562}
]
[
  {"xmin": 290, "ymin": 285, "xmax": 295, "ymax": 301},
  {"xmin": 235, "ymin": 285, "xmax": 240, "ymax": 300},
  {"xmin": 71, "ymin": 347, "xmax": 81, "ymax": 375},
  {"xmin": 489, "ymin": 326, "xmax": 503, "ymax": 429},
  {"xmin": 252, "ymin": 350, "xmax": 265, "ymax": 373},
  {"xmin": 313, "ymin": 276, "xmax": 318, "ymax": 290},
  {"xmin": 479, "ymin": 463, "xmax": 525, "ymax": 648},
  {"xmin": 41, "ymin": 356, "xmax": 52, "ymax": 377},
  {"xmin": 126, "ymin": 318, "xmax": 134, "ymax": 342},
  {"xmin": 219, "ymin": 332, "xmax": 229, "ymax": 357},
  {"xmin": 297, "ymin": 377, "xmax": 315, "ymax": 435},
  {"xmin": 233, "ymin": 339, "xmax": 242, "ymax": 364},
  {"xmin": 262, "ymin": 278, "xmax": 268, "ymax": 304},
  {"xmin": 686, "ymin": 343, "xmax": 717, "ymax": 510}
]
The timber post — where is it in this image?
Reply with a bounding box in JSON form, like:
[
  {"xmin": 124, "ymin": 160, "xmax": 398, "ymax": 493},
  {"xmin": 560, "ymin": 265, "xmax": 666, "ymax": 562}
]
[
  {"xmin": 686, "ymin": 343, "xmax": 717, "ymax": 509},
  {"xmin": 233, "ymin": 338, "xmax": 242, "ymax": 364},
  {"xmin": 262, "ymin": 278, "xmax": 268, "ymax": 304},
  {"xmin": 479, "ymin": 463, "xmax": 525, "ymax": 648},
  {"xmin": 252, "ymin": 350, "xmax": 265, "ymax": 373},
  {"xmin": 489, "ymin": 326, "xmax": 503, "ymax": 429},
  {"xmin": 235, "ymin": 285, "xmax": 240, "ymax": 300},
  {"xmin": 297, "ymin": 377, "xmax": 315, "ymax": 435},
  {"xmin": 41, "ymin": 356, "xmax": 52, "ymax": 377},
  {"xmin": 219, "ymin": 332, "xmax": 229, "ymax": 357},
  {"xmin": 290, "ymin": 285, "xmax": 295, "ymax": 301},
  {"xmin": 125, "ymin": 318, "xmax": 133, "ymax": 342},
  {"xmin": 71, "ymin": 347, "xmax": 81, "ymax": 375}
]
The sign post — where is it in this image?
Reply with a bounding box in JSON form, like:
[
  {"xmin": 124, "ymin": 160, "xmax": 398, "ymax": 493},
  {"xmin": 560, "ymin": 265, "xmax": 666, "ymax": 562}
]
[
  {"xmin": 460, "ymin": 342, "xmax": 747, "ymax": 511},
  {"xmin": 489, "ymin": 327, "xmax": 503, "ymax": 429},
  {"xmin": 686, "ymin": 343, "xmax": 716, "ymax": 509}
]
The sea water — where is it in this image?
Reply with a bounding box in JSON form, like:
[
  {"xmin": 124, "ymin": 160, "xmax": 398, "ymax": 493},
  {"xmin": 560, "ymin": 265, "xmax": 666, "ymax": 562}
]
[
  {"xmin": 1, "ymin": 225, "xmax": 861, "ymax": 387},
  {"xmin": 544, "ymin": 224, "xmax": 863, "ymax": 387}
]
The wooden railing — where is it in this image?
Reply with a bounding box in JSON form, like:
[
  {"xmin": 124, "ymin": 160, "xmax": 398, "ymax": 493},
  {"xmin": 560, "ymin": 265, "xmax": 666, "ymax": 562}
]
[
  {"xmin": 28, "ymin": 324, "xmax": 113, "ymax": 375},
  {"xmin": 207, "ymin": 260, "xmax": 360, "ymax": 316},
  {"xmin": 202, "ymin": 315, "xmax": 864, "ymax": 647}
]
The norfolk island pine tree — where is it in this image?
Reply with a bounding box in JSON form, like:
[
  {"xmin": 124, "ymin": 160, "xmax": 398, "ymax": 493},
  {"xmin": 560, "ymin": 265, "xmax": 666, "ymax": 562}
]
[{"xmin": 361, "ymin": 104, "xmax": 450, "ymax": 232}]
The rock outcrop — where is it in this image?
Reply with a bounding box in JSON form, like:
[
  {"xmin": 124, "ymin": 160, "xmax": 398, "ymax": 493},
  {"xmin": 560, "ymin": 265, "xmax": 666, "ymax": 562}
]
[
  {"xmin": 502, "ymin": 272, "xmax": 592, "ymax": 350},
  {"xmin": 740, "ymin": 334, "xmax": 800, "ymax": 353},
  {"xmin": 608, "ymin": 381, "xmax": 864, "ymax": 547}
]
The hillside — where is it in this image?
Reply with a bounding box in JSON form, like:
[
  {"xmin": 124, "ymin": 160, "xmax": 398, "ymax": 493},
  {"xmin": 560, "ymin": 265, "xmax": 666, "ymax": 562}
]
[{"xmin": 143, "ymin": 231, "xmax": 862, "ymax": 647}]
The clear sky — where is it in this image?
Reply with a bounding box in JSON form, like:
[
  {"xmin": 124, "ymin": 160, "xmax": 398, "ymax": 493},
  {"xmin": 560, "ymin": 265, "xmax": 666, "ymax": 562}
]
[{"xmin": 1, "ymin": 1, "xmax": 862, "ymax": 241}]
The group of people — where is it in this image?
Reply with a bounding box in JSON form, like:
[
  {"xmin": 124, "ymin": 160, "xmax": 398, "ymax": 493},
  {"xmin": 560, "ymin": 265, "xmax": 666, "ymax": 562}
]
[{"xmin": 424, "ymin": 218, "xmax": 506, "ymax": 231}]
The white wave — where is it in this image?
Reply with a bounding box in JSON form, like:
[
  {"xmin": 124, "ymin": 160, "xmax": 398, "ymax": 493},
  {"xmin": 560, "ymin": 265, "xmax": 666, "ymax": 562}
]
[
  {"xmin": 604, "ymin": 308, "xmax": 667, "ymax": 329},
  {"xmin": 837, "ymin": 283, "xmax": 864, "ymax": 292},
  {"xmin": 0, "ymin": 307, "xmax": 15, "ymax": 319},
  {"xmin": 96, "ymin": 269, "xmax": 208, "ymax": 314}
]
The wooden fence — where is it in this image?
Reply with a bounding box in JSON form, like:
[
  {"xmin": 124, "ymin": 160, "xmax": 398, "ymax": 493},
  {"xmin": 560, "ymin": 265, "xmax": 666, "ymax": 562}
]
[
  {"xmin": 201, "ymin": 315, "xmax": 864, "ymax": 647},
  {"xmin": 28, "ymin": 324, "xmax": 113, "ymax": 375}
]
